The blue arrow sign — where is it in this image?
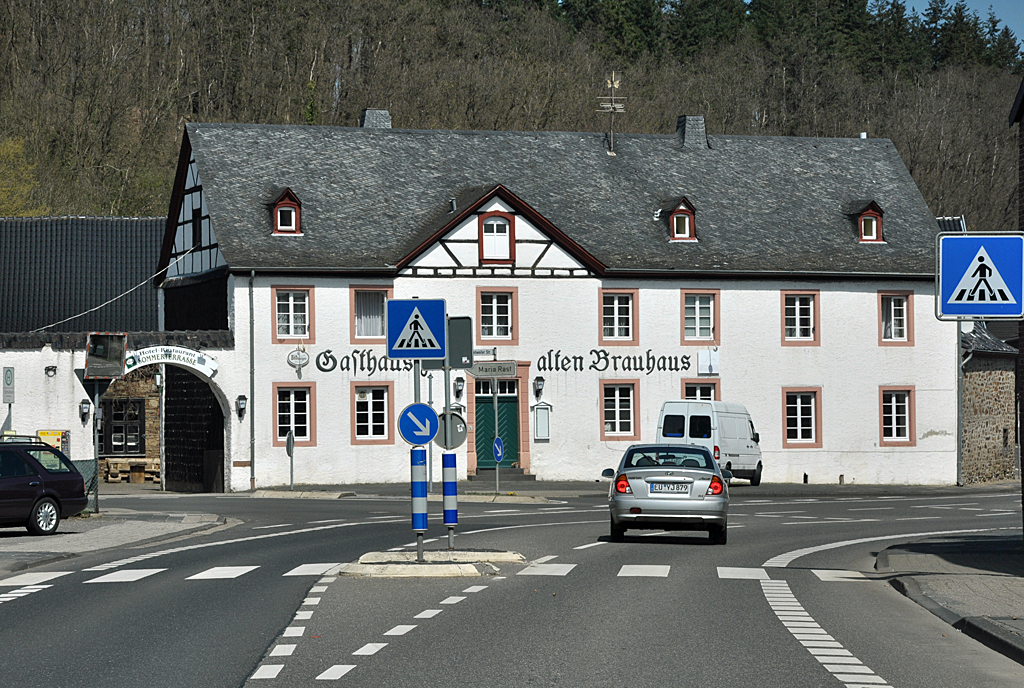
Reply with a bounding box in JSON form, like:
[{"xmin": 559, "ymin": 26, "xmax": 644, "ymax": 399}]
[
  {"xmin": 493, "ymin": 436, "xmax": 505, "ymax": 464},
  {"xmin": 386, "ymin": 299, "xmax": 447, "ymax": 359},
  {"xmin": 937, "ymin": 234, "xmax": 1024, "ymax": 320},
  {"xmin": 398, "ymin": 403, "xmax": 440, "ymax": 446}
]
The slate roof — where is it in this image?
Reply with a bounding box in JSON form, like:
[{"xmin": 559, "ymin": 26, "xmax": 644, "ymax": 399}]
[
  {"xmin": 0, "ymin": 217, "xmax": 163, "ymax": 332},
  {"xmin": 1010, "ymin": 75, "xmax": 1024, "ymax": 125},
  {"xmin": 179, "ymin": 120, "xmax": 940, "ymax": 278},
  {"xmin": 962, "ymin": 322, "xmax": 1019, "ymax": 356}
]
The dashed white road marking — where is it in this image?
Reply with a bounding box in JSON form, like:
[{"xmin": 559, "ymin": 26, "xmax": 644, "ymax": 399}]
[
  {"xmin": 250, "ymin": 665, "xmax": 283, "ymax": 679},
  {"xmin": 383, "ymin": 625, "xmax": 416, "ymax": 636},
  {"xmin": 463, "ymin": 585, "xmax": 488, "ymax": 593},
  {"xmin": 847, "ymin": 507, "xmax": 893, "ymax": 511},
  {"xmin": 186, "ymin": 566, "xmax": 259, "ymax": 580},
  {"xmin": 574, "ymin": 542, "xmax": 606, "ymax": 550},
  {"xmin": 283, "ymin": 627, "xmax": 305, "ymax": 637},
  {"xmin": 485, "ymin": 509, "xmax": 521, "ymax": 514},
  {"xmin": 310, "ymin": 586, "xmax": 328, "ymax": 593},
  {"xmin": 717, "ymin": 567, "xmax": 769, "ymax": 580},
  {"xmin": 812, "ymin": 569, "xmax": 868, "ymax": 582},
  {"xmin": 441, "ymin": 596, "xmax": 466, "ymax": 604},
  {"xmin": 618, "ymin": 565, "xmax": 670, "ymax": 577},
  {"xmin": 517, "ymin": 563, "xmax": 576, "ymax": 576},
  {"xmin": 896, "ymin": 516, "xmax": 943, "ymax": 521},
  {"xmin": 0, "ymin": 572, "xmax": 73, "ymax": 586},
  {"xmin": 308, "ymin": 519, "xmax": 346, "ymax": 524},
  {"xmin": 533, "ymin": 555, "xmax": 559, "ymax": 563},
  {"xmin": 353, "ymin": 643, "xmax": 387, "ymax": 656},
  {"xmin": 317, "ymin": 665, "xmax": 356, "ymax": 680},
  {"xmin": 284, "ymin": 564, "xmax": 339, "ymax": 576},
  {"xmin": 270, "ymin": 644, "xmax": 296, "ymax": 656},
  {"xmin": 294, "ymin": 611, "xmax": 314, "ymax": 620},
  {"xmin": 415, "ymin": 609, "xmax": 443, "ymax": 619},
  {"xmin": 84, "ymin": 569, "xmax": 166, "ymax": 583},
  {"xmin": 253, "ymin": 523, "xmax": 293, "ymax": 529},
  {"xmin": 303, "ymin": 597, "xmax": 321, "ymax": 605}
]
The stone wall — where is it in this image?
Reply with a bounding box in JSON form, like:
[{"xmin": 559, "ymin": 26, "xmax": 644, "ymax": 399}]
[
  {"xmin": 961, "ymin": 354, "xmax": 1017, "ymax": 484},
  {"xmin": 103, "ymin": 365, "xmax": 160, "ymax": 480}
]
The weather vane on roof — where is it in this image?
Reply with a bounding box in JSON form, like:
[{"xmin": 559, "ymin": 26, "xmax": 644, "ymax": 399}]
[{"xmin": 597, "ymin": 72, "xmax": 626, "ymax": 156}]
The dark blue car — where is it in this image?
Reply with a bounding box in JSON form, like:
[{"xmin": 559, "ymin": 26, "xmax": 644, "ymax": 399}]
[{"xmin": 0, "ymin": 441, "xmax": 88, "ymax": 535}]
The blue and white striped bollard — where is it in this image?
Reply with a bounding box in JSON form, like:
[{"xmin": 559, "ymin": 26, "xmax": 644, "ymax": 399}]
[
  {"xmin": 411, "ymin": 447, "xmax": 428, "ymax": 532},
  {"xmin": 442, "ymin": 451, "xmax": 457, "ymax": 549}
]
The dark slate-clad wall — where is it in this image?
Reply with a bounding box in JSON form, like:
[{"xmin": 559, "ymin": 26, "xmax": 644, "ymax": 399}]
[{"xmin": 0, "ymin": 217, "xmax": 163, "ymax": 332}]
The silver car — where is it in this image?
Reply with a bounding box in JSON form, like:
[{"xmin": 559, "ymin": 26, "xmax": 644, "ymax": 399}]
[{"xmin": 602, "ymin": 444, "xmax": 729, "ymax": 544}]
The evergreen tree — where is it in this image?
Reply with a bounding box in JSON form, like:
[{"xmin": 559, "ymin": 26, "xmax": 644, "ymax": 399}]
[
  {"xmin": 665, "ymin": 0, "xmax": 747, "ymax": 59},
  {"xmin": 599, "ymin": 0, "xmax": 664, "ymax": 59}
]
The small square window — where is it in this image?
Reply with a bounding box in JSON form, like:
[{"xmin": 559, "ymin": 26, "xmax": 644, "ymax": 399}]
[
  {"xmin": 278, "ymin": 207, "xmax": 296, "ymax": 232},
  {"xmin": 349, "ymin": 286, "xmax": 392, "ymax": 344},
  {"xmin": 673, "ymin": 213, "xmax": 692, "ymax": 239},
  {"xmin": 599, "ymin": 289, "xmax": 638, "ymax": 345},
  {"xmin": 276, "ymin": 290, "xmax": 309, "ymax": 338},
  {"xmin": 683, "ymin": 379, "xmax": 719, "ymax": 401}
]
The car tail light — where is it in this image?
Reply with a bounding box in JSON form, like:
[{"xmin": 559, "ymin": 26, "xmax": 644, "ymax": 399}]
[
  {"xmin": 706, "ymin": 475, "xmax": 724, "ymax": 496},
  {"xmin": 615, "ymin": 474, "xmax": 632, "ymax": 494},
  {"xmin": 714, "ymin": 445, "xmax": 720, "ymax": 462}
]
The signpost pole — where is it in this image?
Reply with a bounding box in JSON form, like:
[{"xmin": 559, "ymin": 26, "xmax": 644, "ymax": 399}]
[
  {"xmin": 92, "ymin": 382, "xmax": 100, "ymax": 514},
  {"xmin": 287, "ymin": 430, "xmax": 295, "ymax": 491},
  {"xmin": 427, "ymin": 373, "xmax": 434, "ymax": 492},
  {"xmin": 493, "ymin": 376, "xmax": 499, "ymax": 494},
  {"xmin": 411, "ymin": 446, "xmax": 428, "ymax": 562}
]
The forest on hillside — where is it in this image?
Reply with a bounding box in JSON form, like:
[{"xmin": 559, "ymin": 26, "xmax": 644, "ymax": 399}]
[{"xmin": 0, "ymin": 0, "xmax": 1021, "ymax": 232}]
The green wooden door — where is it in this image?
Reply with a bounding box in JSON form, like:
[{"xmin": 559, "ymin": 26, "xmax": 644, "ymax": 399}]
[{"xmin": 475, "ymin": 389, "xmax": 519, "ymax": 469}]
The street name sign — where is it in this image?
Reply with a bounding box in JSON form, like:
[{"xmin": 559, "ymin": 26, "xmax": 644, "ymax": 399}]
[
  {"xmin": 386, "ymin": 299, "xmax": 447, "ymax": 359},
  {"xmin": 433, "ymin": 412, "xmax": 468, "ymax": 450},
  {"xmin": 398, "ymin": 403, "xmax": 440, "ymax": 445},
  {"xmin": 468, "ymin": 360, "xmax": 518, "ymax": 378},
  {"xmin": 936, "ymin": 233, "xmax": 1024, "ymax": 320}
]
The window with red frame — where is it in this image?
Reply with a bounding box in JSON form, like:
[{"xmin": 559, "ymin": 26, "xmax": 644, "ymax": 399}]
[{"xmin": 273, "ymin": 189, "xmax": 302, "ymax": 235}]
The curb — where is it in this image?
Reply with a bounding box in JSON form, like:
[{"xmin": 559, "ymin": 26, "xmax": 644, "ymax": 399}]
[{"xmin": 249, "ymin": 489, "xmax": 554, "ymax": 504}]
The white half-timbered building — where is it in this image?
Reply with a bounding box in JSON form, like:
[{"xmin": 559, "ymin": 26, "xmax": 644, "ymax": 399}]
[{"xmin": 154, "ymin": 112, "xmax": 958, "ymax": 490}]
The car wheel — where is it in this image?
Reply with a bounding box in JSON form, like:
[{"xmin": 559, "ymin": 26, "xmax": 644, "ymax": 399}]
[
  {"xmin": 749, "ymin": 463, "xmax": 762, "ymax": 487},
  {"xmin": 709, "ymin": 524, "xmax": 727, "ymax": 545},
  {"xmin": 610, "ymin": 517, "xmax": 626, "ymax": 542},
  {"xmin": 27, "ymin": 498, "xmax": 60, "ymax": 536}
]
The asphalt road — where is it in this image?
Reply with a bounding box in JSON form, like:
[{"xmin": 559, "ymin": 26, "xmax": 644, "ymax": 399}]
[{"xmin": 2, "ymin": 488, "xmax": 1023, "ymax": 687}]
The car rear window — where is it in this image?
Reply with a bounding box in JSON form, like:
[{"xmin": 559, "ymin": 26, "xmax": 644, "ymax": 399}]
[
  {"xmin": 0, "ymin": 450, "xmax": 38, "ymax": 478},
  {"xmin": 25, "ymin": 448, "xmax": 77, "ymax": 474},
  {"xmin": 662, "ymin": 415, "xmax": 685, "ymax": 438},
  {"xmin": 623, "ymin": 448, "xmax": 714, "ymax": 469},
  {"xmin": 689, "ymin": 415, "xmax": 712, "ymax": 439}
]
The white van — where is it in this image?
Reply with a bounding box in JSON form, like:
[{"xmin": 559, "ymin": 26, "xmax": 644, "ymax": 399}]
[{"xmin": 656, "ymin": 401, "xmax": 763, "ymax": 485}]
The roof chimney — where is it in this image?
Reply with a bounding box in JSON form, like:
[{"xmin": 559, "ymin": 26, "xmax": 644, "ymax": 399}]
[
  {"xmin": 677, "ymin": 116, "xmax": 708, "ymax": 149},
  {"xmin": 360, "ymin": 109, "xmax": 392, "ymax": 128}
]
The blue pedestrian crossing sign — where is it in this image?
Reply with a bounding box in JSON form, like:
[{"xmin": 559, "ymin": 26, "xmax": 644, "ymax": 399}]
[
  {"xmin": 398, "ymin": 403, "xmax": 440, "ymax": 446},
  {"xmin": 937, "ymin": 233, "xmax": 1024, "ymax": 320},
  {"xmin": 493, "ymin": 436, "xmax": 505, "ymax": 464},
  {"xmin": 386, "ymin": 299, "xmax": 447, "ymax": 359}
]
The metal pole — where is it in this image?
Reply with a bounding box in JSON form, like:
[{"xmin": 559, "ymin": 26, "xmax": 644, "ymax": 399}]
[
  {"xmin": 957, "ymin": 323, "xmax": 963, "ymax": 486},
  {"xmin": 443, "ymin": 317, "xmax": 452, "ymax": 456},
  {"xmin": 427, "ymin": 373, "xmax": 434, "ymax": 492},
  {"xmin": 411, "ymin": 446, "xmax": 428, "ymax": 562},
  {"xmin": 414, "ymin": 360, "xmax": 421, "ymax": 403},
  {"xmin": 92, "ymin": 383, "xmax": 100, "ymax": 514},
  {"xmin": 493, "ymin": 376, "xmax": 499, "ymax": 494},
  {"xmin": 249, "ymin": 271, "xmax": 256, "ymax": 491}
]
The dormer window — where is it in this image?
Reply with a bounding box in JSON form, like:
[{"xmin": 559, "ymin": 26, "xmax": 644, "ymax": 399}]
[
  {"xmin": 848, "ymin": 200, "xmax": 884, "ymax": 243},
  {"xmin": 272, "ymin": 188, "xmax": 302, "ymax": 235},
  {"xmin": 479, "ymin": 212, "xmax": 515, "ymax": 263},
  {"xmin": 860, "ymin": 214, "xmax": 881, "ymax": 241},
  {"xmin": 669, "ymin": 197, "xmax": 696, "ymax": 242}
]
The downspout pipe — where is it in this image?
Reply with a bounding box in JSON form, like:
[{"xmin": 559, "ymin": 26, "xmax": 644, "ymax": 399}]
[{"xmin": 249, "ymin": 270, "xmax": 256, "ymax": 490}]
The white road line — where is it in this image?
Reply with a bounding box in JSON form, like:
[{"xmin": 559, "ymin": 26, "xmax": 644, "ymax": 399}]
[
  {"xmin": 847, "ymin": 507, "xmax": 893, "ymax": 511},
  {"xmin": 253, "ymin": 524, "xmax": 293, "ymax": 529},
  {"xmin": 415, "ymin": 609, "xmax": 443, "ymax": 618},
  {"xmin": 463, "ymin": 585, "xmax": 488, "ymax": 593},
  {"xmin": 0, "ymin": 572, "xmax": 73, "ymax": 586},
  {"xmin": 384, "ymin": 625, "xmax": 416, "ymax": 636},
  {"xmin": 533, "ymin": 555, "xmax": 559, "ymax": 563},
  {"xmin": 317, "ymin": 665, "xmax": 356, "ymax": 680},
  {"xmin": 353, "ymin": 643, "xmax": 387, "ymax": 655},
  {"xmin": 294, "ymin": 611, "xmax": 314, "ymax": 620},
  {"xmin": 485, "ymin": 510, "xmax": 522, "ymax": 514},
  {"xmin": 762, "ymin": 528, "xmax": 993, "ymax": 567},
  {"xmin": 283, "ymin": 627, "xmax": 305, "ymax": 637},
  {"xmin": 718, "ymin": 567, "xmax": 769, "ymax": 580},
  {"xmin": 308, "ymin": 519, "xmax": 346, "ymax": 524},
  {"xmin": 250, "ymin": 665, "xmax": 283, "ymax": 679},
  {"xmin": 310, "ymin": 586, "xmax": 328, "ymax": 593},
  {"xmin": 270, "ymin": 645, "xmax": 296, "ymax": 656},
  {"xmin": 618, "ymin": 565, "xmax": 670, "ymax": 577},
  {"xmin": 284, "ymin": 564, "xmax": 339, "ymax": 576},
  {"xmin": 303, "ymin": 598, "xmax": 321, "ymax": 605},
  {"xmin": 186, "ymin": 566, "xmax": 259, "ymax": 580},
  {"xmin": 812, "ymin": 569, "xmax": 869, "ymax": 582},
  {"xmin": 441, "ymin": 596, "xmax": 466, "ymax": 604},
  {"xmin": 573, "ymin": 542, "xmax": 606, "ymax": 550},
  {"xmin": 517, "ymin": 564, "xmax": 577, "ymax": 576},
  {"xmin": 84, "ymin": 569, "xmax": 166, "ymax": 583},
  {"xmin": 895, "ymin": 517, "xmax": 943, "ymax": 521},
  {"xmin": 459, "ymin": 519, "xmax": 605, "ymax": 536}
]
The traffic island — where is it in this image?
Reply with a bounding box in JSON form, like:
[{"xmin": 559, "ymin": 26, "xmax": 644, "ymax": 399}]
[{"xmin": 332, "ymin": 550, "xmax": 525, "ymax": 578}]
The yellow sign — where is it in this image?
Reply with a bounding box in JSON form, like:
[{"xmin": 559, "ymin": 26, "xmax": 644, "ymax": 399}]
[{"xmin": 38, "ymin": 430, "xmax": 66, "ymax": 452}]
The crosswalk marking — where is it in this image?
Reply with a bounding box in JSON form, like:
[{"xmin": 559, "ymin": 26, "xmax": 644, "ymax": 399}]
[
  {"xmin": 294, "ymin": 611, "xmax": 314, "ymax": 620},
  {"xmin": 718, "ymin": 567, "xmax": 769, "ymax": 580},
  {"xmin": 84, "ymin": 569, "xmax": 166, "ymax": 584},
  {"xmin": 462, "ymin": 585, "xmax": 488, "ymax": 593},
  {"xmin": 383, "ymin": 625, "xmax": 416, "ymax": 636},
  {"xmin": 415, "ymin": 609, "xmax": 442, "ymax": 618},
  {"xmin": 517, "ymin": 563, "xmax": 576, "ymax": 576},
  {"xmin": 316, "ymin": 665, "xmax": 356, "ymax": 680},
  {"xmin": 283, "ymin": 626, "xmax": 305, "ymax": 637},
  {"xmin": 440, "ymin": 596, "xmax": 466, "ymax": 604},
  {"xmin": 353, "ymin": 643, "xmax": 387, "ymax": 656},
  {"xmin": 284, "ymin": 563, "xmax": 339, "ymax": 576},
  {"xmin": 618, "ymin": 565, "xmax": 670, "ymax": 577},
  {"xmin": 250, "ymin": 665, "xmax": 283, "ymax": 679},
  {"xmin": 186, "ymin": 566, "xmax": 259, "ymax": 580},
  {"xmin": 270, "ymin": 645, "xmax": 296, "ymax": 657}
]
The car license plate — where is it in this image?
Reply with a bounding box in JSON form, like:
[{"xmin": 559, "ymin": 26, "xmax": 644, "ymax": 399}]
[{"xmin": 650, "ymin": 482, "xmax": 689, "ymax": 494}]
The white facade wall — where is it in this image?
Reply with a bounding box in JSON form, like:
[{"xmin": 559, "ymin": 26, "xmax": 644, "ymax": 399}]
[{"xmin": 221, "ymin": 275, "xmax": 957, "ymax": 490}]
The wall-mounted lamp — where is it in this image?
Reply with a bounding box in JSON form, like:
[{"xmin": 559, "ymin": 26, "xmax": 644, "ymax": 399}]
[
  {"xmin": 153, "ymin": 373, "xmax": 162, "ymax": 388},
  {"xmin": 44, "ymin": 365, "xmax": 57, "ymax": 377},
  {"xmin": 235, "ymin": 395, "xmax": 247, "ymax": 420},
  {"xmin": 79, "ymin": 399, "xmax": 92, "ymax": 423},
  {"xmin": 533, "ymin": 376, "xmax": 545, "ymax": 398},
  {"xmin": 454, "ymin": 376, "xmax": 465, "ymax": 400}
]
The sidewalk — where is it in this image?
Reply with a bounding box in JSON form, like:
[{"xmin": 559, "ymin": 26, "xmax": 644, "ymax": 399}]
[{"xmin": 878, "ymin": 533, "xmax": 1024, "ymax": 665}]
